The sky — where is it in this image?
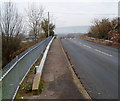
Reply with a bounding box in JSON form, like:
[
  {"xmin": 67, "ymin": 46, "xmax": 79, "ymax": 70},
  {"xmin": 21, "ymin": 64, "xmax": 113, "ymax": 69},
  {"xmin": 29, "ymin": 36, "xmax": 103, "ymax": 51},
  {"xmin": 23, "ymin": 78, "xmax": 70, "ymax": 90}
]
[{"xmin": 0, "ymin": 0, "xmax": 119, "ymax": 28}]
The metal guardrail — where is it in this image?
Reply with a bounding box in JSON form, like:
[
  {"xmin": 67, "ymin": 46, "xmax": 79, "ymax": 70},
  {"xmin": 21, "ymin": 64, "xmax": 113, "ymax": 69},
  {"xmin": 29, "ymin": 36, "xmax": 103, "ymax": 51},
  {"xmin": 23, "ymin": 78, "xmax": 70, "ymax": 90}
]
[
  {"xmin": 0, "ymin": 36, "xmax": 52, "ymax": 100},
  {"xmin": 32, "ymin": 36, "xmax": 55, "ymax": 90}
]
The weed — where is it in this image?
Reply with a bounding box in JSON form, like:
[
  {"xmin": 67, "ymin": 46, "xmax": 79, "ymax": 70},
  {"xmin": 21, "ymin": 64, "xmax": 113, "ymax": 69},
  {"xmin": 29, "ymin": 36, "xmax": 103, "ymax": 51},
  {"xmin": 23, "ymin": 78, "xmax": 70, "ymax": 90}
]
[
  {"xmin": 24, "ymin": 82, "xmax": 32, "ymax": 93},
  {"xmin": 38, "ymin": 80, "xmax": 45, "ymax": 93}
]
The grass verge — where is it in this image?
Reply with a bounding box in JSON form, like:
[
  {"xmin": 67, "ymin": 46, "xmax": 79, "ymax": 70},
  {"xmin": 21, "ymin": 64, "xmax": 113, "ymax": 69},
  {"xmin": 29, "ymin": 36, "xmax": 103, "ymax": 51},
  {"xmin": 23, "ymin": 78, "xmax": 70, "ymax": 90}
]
[
  {"xmin": 82, "ymin": 36, "xmax": 120, "ymax": 49},
  {"xmin": 15, "ymin": 54, "xmax": 45, "ymax": 99}
]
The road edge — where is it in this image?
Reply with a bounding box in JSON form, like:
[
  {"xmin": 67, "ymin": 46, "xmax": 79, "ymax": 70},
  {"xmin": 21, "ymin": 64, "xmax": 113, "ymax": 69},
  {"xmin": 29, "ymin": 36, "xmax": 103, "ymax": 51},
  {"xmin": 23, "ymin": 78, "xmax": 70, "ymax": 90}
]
[{"xmin": 59, "ymin": 38, "xmax": 91, "ymax": 100}]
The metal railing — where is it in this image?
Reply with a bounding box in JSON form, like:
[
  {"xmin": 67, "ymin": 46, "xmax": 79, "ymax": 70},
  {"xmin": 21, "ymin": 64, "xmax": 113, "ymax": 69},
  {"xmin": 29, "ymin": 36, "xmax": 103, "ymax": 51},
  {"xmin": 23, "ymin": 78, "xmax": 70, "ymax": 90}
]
[{"xmin": 0, "ymin": 36, "xmax": 52, "ymax": 100}]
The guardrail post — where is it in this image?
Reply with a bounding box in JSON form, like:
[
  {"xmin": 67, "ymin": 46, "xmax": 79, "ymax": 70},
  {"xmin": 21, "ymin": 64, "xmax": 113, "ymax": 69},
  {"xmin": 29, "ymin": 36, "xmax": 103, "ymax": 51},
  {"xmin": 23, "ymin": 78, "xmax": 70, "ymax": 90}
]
[{"xmin": 2, "ymin": 37, "xmax": 52, "ymax": 100}]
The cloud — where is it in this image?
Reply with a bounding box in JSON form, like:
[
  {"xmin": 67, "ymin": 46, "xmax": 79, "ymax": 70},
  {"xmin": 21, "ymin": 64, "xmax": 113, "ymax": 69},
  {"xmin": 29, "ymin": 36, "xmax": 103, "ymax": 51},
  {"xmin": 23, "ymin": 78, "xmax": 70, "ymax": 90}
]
[
  {"xmin": 1, "ymin": 0, "xmax": 119, "ymax": 3},
  {"xmin": 1, "ymin": 0, "xmax": 118, "ymax": 27}
]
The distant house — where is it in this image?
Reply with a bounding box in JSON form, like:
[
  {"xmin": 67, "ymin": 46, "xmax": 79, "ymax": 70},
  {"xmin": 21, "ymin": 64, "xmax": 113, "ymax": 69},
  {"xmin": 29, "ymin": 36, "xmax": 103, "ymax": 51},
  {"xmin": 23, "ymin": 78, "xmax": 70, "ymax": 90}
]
[
  {"xmin": 26, "ymin": 29, "xmax": 45, "ymax": 42},
  {"xmin": 25, "ymin": 36, "xmax": 39, "ymax": 42}
]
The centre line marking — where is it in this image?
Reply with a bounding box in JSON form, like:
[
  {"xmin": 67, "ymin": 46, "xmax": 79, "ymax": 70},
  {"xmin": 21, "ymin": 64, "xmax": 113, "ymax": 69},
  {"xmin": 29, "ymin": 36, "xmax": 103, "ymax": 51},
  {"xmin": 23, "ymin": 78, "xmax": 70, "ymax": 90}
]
[
  {"xmin": 95, "ymin": 49, "xmax": 112, "ymax": 57},
  {"xmin": 83, "ymin": 45, "xmax": 92, "ymax": 48}
]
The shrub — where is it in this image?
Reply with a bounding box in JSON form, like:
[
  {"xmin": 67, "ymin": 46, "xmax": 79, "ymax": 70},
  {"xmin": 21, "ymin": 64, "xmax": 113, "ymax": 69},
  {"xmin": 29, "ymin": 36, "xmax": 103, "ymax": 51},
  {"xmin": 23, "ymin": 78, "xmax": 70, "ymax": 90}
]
[
  {"xmin": 24, "ymin": 82, "xmax": 32, "ymax": 93},
  {"xmin": 89, "ymin": 18, "xmax": 118, "ymax": 40},
  {"xmin": 38, "ymin": 80, "xmax": 44, "ymax": 93}
]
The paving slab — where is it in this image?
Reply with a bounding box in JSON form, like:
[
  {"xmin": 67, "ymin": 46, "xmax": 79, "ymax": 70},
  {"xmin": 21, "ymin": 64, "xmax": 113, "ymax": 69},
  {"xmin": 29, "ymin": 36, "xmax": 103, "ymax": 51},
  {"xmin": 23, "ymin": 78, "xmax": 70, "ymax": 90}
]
[{"xmin": 27, "ymin": 38, "xmax": 83, "ymax": 99}]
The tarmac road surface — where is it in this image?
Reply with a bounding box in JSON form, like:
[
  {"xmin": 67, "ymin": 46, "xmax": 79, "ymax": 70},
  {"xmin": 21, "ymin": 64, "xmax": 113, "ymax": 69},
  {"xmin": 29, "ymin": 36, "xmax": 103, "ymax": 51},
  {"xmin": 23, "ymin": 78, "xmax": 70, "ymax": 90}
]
[{"xmin": 61, "ymin": 38, "xmax": 118, "ymax": 99}]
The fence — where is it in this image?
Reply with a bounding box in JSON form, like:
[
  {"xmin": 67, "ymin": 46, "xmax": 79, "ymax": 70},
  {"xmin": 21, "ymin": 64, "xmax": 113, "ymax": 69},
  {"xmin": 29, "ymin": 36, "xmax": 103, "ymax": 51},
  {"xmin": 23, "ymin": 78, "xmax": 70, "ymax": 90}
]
[{"xmin": 0, "ymin": 36, "xmax": 52, "ymax": 100}]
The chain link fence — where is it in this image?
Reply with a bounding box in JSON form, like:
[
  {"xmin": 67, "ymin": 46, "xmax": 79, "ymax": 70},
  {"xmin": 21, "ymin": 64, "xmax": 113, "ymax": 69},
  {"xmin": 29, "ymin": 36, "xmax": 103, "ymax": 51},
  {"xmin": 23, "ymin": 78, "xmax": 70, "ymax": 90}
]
[{"xmin": 0, "ymin": 36, "xmax": 52, "ymax": 100}]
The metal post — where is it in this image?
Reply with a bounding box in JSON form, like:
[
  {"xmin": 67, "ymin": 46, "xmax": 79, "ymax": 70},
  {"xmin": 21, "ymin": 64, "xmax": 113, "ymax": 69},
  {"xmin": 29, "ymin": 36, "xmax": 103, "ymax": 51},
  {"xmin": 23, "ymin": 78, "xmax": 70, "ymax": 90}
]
[{"xmin": 48, "ymin": 12, "xmax": 49, "ymax": 37}]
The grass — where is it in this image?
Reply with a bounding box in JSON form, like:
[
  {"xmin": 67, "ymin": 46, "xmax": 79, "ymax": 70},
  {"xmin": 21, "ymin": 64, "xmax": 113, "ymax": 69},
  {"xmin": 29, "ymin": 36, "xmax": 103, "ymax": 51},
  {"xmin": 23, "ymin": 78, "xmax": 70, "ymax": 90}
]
[
  {"xmin": 2, "ymin": 35, "xmax": 46, "ymax": 69},
  {"xmin": 32, "ymin": 80, "xmax": 45, "ymax": 95},
  {"xmin": 38, "ymin": 80, "xmax": 45, "ymax": 93},
  {"xmin": 86, "ymin": 37, "xmax": 120, "ymax": 48},
  {"xmin": 15, "ymin": 54, "xmax": 45, "ymax": 99},
  {"xmin": 82, "ymin": 36, "xmax": 113, "ymax": 47},
  {"xmin": 11, "ymin": 37, "xmax": 46, "ymax": 59},
  {"xmin": 24, "ymin": 82, "xmax": 32, "ymax": 93}
]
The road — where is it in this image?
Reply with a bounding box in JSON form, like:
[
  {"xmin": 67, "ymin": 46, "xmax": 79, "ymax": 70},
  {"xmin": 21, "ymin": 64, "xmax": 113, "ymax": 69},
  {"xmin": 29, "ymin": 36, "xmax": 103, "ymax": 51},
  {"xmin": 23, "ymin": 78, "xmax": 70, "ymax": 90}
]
[{"xmin": 61, "ymin": 38, "xmax": 118, "ymax": 99}]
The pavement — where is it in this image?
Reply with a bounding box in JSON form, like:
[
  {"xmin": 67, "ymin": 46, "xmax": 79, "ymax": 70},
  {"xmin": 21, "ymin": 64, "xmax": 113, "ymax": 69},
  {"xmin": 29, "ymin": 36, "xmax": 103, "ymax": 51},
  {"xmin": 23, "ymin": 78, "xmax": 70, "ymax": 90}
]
[
  {"xmin": 61, "ymin": 38, "xmax": 118, "ymax": 99},
  {"xmin": 27, "ymin": 38, "xmax": 83, "ymax": 99}
]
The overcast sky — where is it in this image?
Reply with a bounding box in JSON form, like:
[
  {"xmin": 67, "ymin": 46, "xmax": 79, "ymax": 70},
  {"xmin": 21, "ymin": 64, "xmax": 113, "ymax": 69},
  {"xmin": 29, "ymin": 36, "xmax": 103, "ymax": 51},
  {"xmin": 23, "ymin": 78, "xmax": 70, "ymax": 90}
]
[{"xmin": 1, "ymin": 0, "xmax": 119, "ymax": 28}]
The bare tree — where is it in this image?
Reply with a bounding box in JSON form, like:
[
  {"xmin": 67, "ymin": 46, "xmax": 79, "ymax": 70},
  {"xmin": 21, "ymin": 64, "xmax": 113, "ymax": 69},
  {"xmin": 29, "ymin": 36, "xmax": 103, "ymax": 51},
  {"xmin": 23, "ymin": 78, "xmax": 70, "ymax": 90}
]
[
  {"xmin": 27, "ymin": 4, "xmax": 44, "ymax": 40},
  {"xmin": 0, "ymin": 2, "xmax": 23, "ymax": 67},
  {"xmin": 0, "ymin": 2, "xmax": 23, "ymax": 38}
]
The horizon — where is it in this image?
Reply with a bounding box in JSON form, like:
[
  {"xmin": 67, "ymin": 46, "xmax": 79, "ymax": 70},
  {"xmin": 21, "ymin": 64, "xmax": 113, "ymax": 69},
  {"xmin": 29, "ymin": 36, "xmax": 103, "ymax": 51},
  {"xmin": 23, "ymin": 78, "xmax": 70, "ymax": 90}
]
[
  {"xmin": 0, "ymin": 0, "xmax": 118, "ymax": 28},
  {"xmin": 0, "ymin": 0, "xmax": 118, "ymax": 34}
]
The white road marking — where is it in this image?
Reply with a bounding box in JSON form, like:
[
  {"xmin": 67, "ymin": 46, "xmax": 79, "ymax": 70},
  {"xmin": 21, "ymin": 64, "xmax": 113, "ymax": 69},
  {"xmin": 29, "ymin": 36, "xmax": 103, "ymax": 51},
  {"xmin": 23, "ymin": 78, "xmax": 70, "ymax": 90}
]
[
  {"xmin": 70, "ymin": 40, "xmax": 113, "ymax": 57},
  {"xmin": 95, "ymin": 49, "xmax": 112, "ymax": 57},
  {"xmin": 83, "ymin": 45, "xmax": 92, "ymax": 48}
]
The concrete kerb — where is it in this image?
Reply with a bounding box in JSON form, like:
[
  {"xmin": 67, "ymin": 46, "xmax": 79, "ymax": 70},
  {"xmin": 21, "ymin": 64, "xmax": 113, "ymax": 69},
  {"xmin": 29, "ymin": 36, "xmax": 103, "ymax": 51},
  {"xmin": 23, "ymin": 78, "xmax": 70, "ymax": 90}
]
[
  {"xmin": 32, "ymin": 36, "xmax": 55, "ymax": 91},
  {"xmin": 59, "ymin": 39, "xmax": 92, "ymax": 100}
]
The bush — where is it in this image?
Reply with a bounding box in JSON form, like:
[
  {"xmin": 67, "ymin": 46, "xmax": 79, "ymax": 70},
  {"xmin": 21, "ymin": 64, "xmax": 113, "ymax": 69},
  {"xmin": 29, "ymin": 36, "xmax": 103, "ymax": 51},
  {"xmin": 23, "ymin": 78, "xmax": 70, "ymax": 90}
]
[
  {"xmin": 2, "ymin": 36, "xmax": 21, "ymax": 68},
  {"xmin": 89, "ymin": 18, "xmax": 118, "ymax": 40},
  {"xmin": 24, "ymin": 82, "xmax": 32, "ymax": 93},
  {"xmin": 38, "ymin": 80, "xmax": 44, "ymax": 93}
]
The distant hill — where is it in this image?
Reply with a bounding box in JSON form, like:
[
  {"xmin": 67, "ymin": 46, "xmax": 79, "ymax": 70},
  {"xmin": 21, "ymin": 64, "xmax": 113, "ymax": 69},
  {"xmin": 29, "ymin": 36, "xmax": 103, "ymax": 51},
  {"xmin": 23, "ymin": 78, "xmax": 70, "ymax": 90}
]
[{"xmin": 55, "ymin": 26, "xmax": 90, "ymax": 34}]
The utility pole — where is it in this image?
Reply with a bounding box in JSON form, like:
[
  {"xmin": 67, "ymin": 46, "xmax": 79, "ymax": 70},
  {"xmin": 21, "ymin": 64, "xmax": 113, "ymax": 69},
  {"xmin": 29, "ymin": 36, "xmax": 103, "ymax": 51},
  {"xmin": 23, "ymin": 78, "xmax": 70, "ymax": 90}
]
[{"xmin": 48, "ymin": 12, "xmax": 49, "ymax": 37}]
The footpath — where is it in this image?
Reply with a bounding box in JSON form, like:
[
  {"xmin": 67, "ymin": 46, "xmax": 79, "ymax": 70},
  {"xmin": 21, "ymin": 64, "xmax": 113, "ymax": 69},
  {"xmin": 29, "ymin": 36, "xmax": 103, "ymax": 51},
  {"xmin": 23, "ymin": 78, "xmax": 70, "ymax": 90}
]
[{"xmin": 28, "ymin": 38, "xmax": 83, "ymax": 99}]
